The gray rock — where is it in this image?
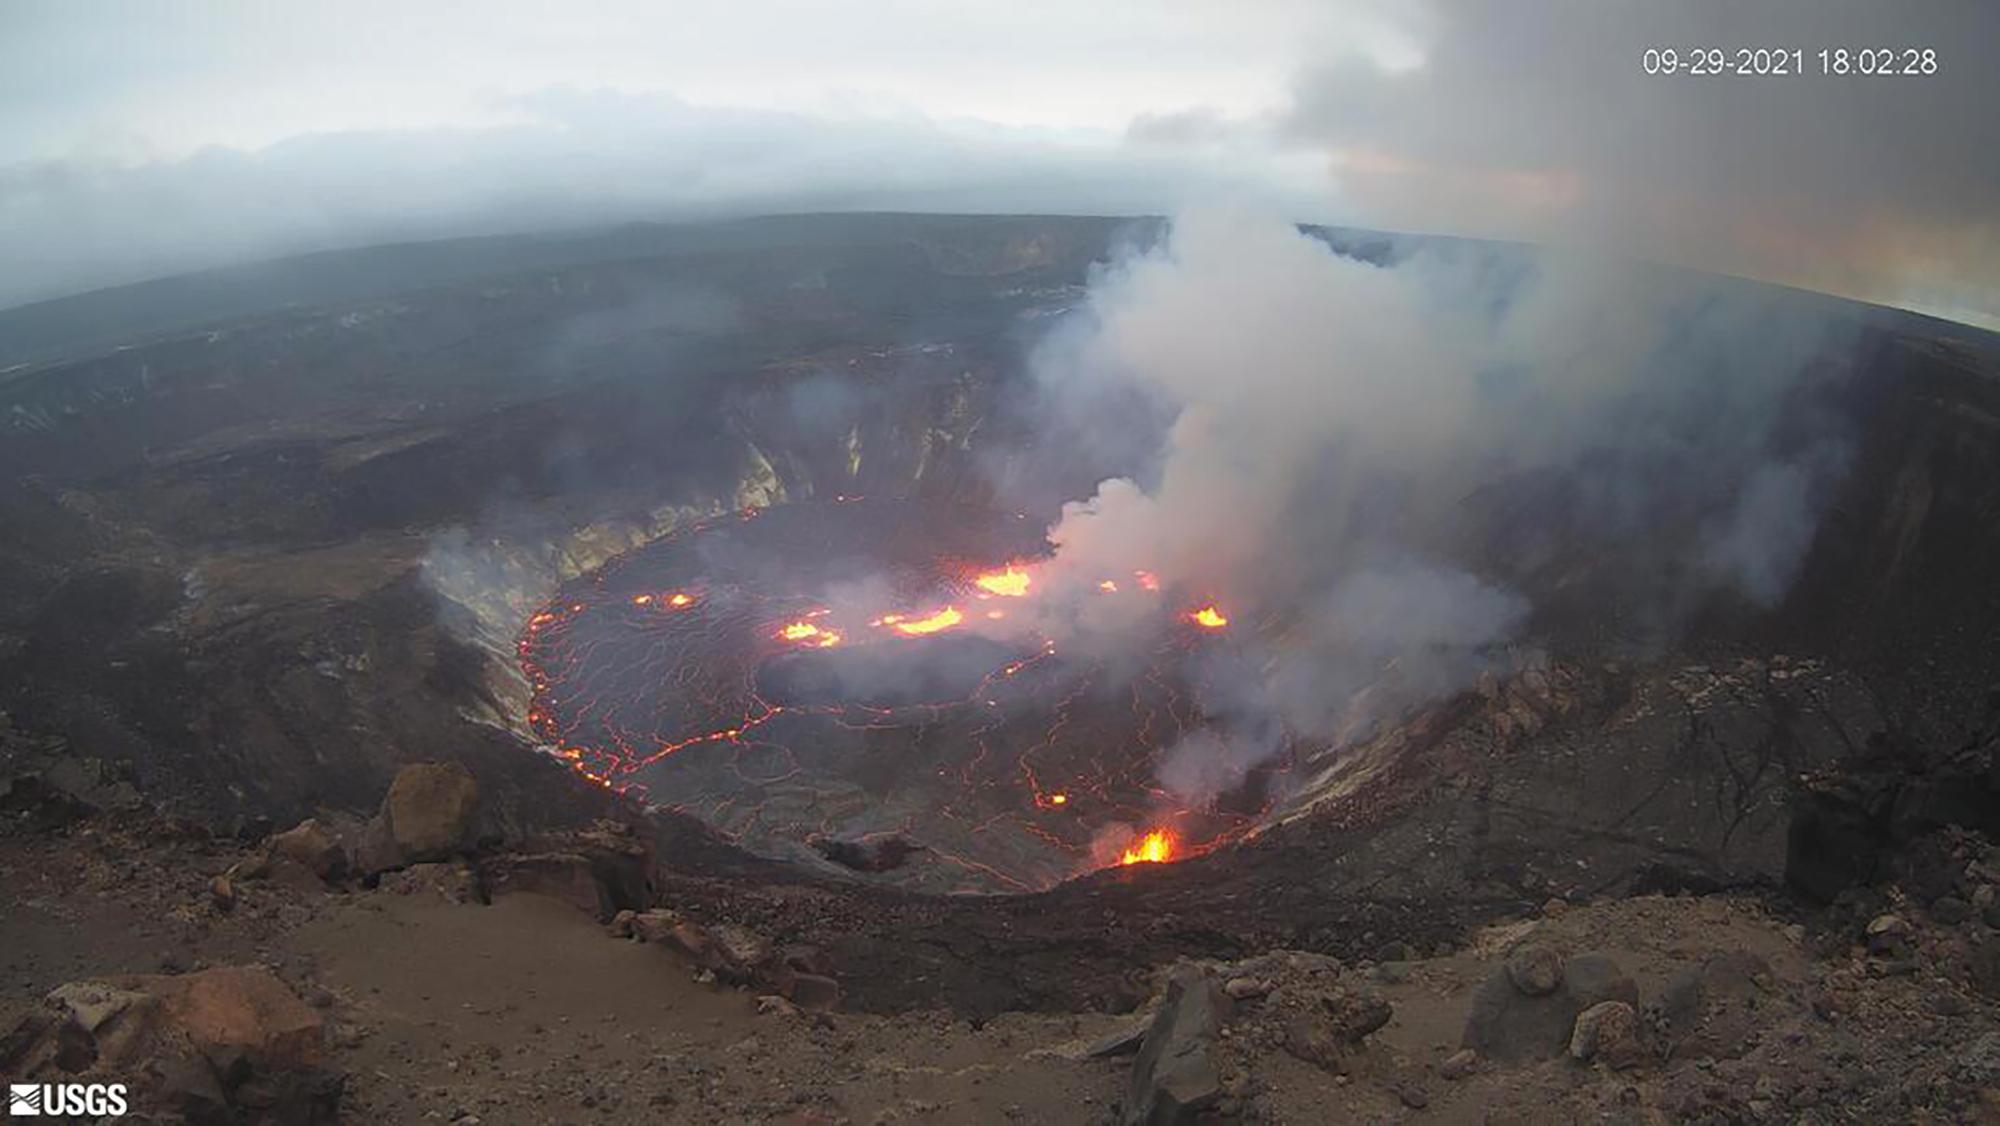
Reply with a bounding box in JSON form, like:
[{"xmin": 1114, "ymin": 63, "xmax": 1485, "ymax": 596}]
[
  {"xmin": 1464, "ymin": 952, "xmax": 1637, "ymax": 1063},
  {"xmin": 1506, "ymin": 944, "xmax": 1563, "ymax": 996},
  {"xmin": 1223, "ymin": 976, "xmax": 1270, "ymax": 1000},
  {"xmin": 350, "ymin": 816, "xmax": 405, "ymax": 878},
  {"xmin": 783, "ymin": 973, "xmax": 841, "ymax": 1012},
  {"xmin": 1865, "ymin": 913, "xmax": 1912, "ymax": 956},
  {"xmin": 1126, "ymin": 966, "xmax": 1231, "ymax": 1126},
  {"xmin": 1440, "ymin": 1048, "xmax": 1478, "ymax": 1080},
  {"xmin": 1086, "ymin": 1021, "xmax": 1150, "ymax": 1059},
  {"xmin": 1655, "ymin": 952, "xmax": 1774, "ymax": 1063}
]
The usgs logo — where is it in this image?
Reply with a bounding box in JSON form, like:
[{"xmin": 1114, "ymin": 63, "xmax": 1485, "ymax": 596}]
[{"xmin": 8, "ymin": 1083, "xmax": 127, "ymax": 1117}]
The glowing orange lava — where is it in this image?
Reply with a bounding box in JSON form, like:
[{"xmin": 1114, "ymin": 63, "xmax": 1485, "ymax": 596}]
[
  {"xmin": 1119, "ymin": 828, "xmax": 1175, "ymax": 865},
  {"xmin": 893, "ymin": 606, "xmax": 963, "ymax": 635},
  {"xmin": 1097, "ymin": 579, "xmax": 1119, "ymax": 593},
  {"xmin": 974, "ymin": 566, "xmax": 1033, "ymax": 598},
  {"xmin": 667, "ymin": 592, "xmax": 694, "ymax": 607},
  {"xmin": 1190, "ymin": 605, "xmax": 1228, "ymax": 629},
  {"xmin": 1135, "ymin": 570, "xmax": 1161, "ymax": 592},
  {"xmin": 632, "ymin": 594, "xmax": 653, "ymax": 605},
  {"xmin": 778, "ymin": 621, "xmax": 842, "ymax": 647}
]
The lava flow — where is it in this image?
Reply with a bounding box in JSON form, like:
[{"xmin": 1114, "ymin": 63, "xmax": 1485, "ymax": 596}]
[
  {"xmin": 516, "ymin": 499, "xmax": 1293, "ymax": 894},
  {"xmin": 891, "ymin": 606, "xmax": 964, "ymax": 635}
]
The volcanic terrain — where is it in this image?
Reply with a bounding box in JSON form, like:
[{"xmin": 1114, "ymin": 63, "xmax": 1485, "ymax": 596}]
[{"xmin": 2, "ymin": 213, "xmax": 1999, "ymax": 1122}]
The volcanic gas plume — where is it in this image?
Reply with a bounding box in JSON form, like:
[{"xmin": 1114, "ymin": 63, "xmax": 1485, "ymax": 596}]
[{"xmin": 518, "ymin": 498, "xmax": 1283, "ymax": 892}]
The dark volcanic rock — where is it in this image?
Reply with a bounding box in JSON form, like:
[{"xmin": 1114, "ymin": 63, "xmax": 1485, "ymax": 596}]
[
  {"xmin": 1126, "ymin": 966, "xmax": 1231, "ymax": 1126},
  {"xmin": 811, "ymin": 834, "xmax": 923, "ymax": 873},
  {"xmin": 1505, "ymin": 944, "xmax": 1563, "ymax": 996},
  {"xmin": 1464, "ymin": 950, "xmax": 1638, "ymax": 1063},
  {"xmin": 483, "ymin": 821, "xmax": 651, "ymax": 922}
]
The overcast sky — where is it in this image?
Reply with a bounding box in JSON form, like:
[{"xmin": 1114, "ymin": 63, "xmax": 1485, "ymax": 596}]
[{"xmin": 4, "ymin": 0, "xmax": 1996, "ymax": 325}]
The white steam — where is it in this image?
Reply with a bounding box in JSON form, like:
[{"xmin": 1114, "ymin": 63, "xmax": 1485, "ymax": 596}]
[{"xmin": 1008, "ymin": 209, "xmax": 1852, "ymax": 806}]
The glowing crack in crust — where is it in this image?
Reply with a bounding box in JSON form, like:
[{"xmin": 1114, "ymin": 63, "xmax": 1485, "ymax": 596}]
[{"xmin": 517, "ymin": 499, "xmax": 1287, "ymax": 893}]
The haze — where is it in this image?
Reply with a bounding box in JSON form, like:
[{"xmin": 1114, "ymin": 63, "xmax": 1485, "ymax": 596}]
[{"xmin": 3, "ymin": 0, "xmax": 1996, "ymax": 326}]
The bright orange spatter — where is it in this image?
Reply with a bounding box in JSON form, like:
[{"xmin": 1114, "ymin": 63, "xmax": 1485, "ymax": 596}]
[
  {"xmin": 893, "ymin": 606, "xmax": 963, "ymax": 635},
  {"xmin": 1119, "ymin": 828, "xmax": 1175, "ymax": 865},
  {"xmin": 1190, "ymin": 605, "xmax": 1228, "ymax": 629},
  {"xmin": 667, "ymin": 592, "xmax": 694, "ymax": 607},
  {"xmin": 974, "ymin": 566, "xmax": 1032, "ymax": 598}
]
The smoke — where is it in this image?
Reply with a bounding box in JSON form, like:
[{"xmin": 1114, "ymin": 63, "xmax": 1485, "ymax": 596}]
[
  {"xmin": 1000, "ymin": 209, "xmax": 1855, "ymax": 804},
  {"xmin": 1273, "ymin": 0, "xmax": 2000, "ymax": 327}
]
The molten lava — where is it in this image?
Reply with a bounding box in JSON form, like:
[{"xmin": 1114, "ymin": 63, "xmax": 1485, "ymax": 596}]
[
  {"xmin": 892, "ymin": 606, "xmax": 964, "ymax": 635},
  {"xmin": 516, "ymin": 500, "xmax": 1290, "ymax": 893},
  {"xmin": 1119, "ymin": 829, "xmax": 1176, "ymax": 865},
  {"xmin": 974, "ymin": 566, "xmax": 1033, "ymax": 597},
  {"xmin": 779, "ymin": 621, "xmax": 841, "ymax": 647}
]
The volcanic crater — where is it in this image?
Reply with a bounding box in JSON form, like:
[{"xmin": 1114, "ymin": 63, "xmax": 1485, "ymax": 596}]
[
  {"xmin": 520, "ymin": 496, "xmax": 1284, "ymax": 892},
  {"xmin": 2, "ymin": 213, "xmax": 1997, "ymax": 1019}
]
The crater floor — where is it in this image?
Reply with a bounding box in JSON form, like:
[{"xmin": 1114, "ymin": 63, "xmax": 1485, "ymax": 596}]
[{"xmin": 519, "ymin": 498, "xmax": 1282, "ymax": 892}]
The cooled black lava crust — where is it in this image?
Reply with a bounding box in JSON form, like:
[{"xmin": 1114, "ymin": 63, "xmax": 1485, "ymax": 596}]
[{"xmin": 519, "ymin": 498, "xmax": 1275, "ymax": 893}]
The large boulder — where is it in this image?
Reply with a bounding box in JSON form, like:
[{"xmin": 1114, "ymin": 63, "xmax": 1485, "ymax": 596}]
[
  {"xmin": 382, "ymin": 762, "xmax": 479, "ymax": 861},
  {"xmin": 1463, "ymin": 950, "xmax": 1638, "ymax": 1063},
  {"xmin": 129, "ymin": 966, "xmax": 326, "ymax": 1070},
  {"xmin": 1, "ymin": 967, "xmax": 340, "ymax": 1123},
  {"xmin": 1125, "ymin": 966, "xmax": 1232, "ymax": 1126}
]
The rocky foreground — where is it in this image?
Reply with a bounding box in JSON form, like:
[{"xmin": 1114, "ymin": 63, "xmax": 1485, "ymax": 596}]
[{"xmin": 6, "ymin": 717, "xmax": 2000, "ymax": 1125}]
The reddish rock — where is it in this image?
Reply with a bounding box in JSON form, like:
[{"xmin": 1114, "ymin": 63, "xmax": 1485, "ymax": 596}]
[
  {"xmin": 269, "ymin": 819, "xmax": 347, "ymax": 882},
  {"xmin": 1569, "ymin": 1000, "xmax": 1644, "ymax": 1069},
  {"xmin": 128, "ymin": 966, "xmax": 326, "ymax": 1070},
  {"xmin": 208, "ymin": 875, "xmax": 237, "ymax": 913},
  {"xmin": 628, "ymin": 909, "xmax": 683, "ymax": 945},
  {"xmin": 382, "ymin": 762, "xmax": 479, "ymax": 861}
]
